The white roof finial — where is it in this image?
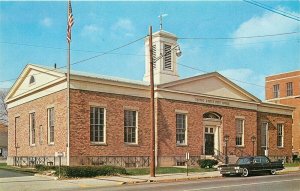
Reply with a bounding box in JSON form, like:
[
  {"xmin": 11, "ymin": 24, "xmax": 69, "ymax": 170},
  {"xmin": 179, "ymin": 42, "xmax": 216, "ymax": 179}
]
[{"xmin": 158, "ymin": 14, "xmax": 168, "ymax": 30}]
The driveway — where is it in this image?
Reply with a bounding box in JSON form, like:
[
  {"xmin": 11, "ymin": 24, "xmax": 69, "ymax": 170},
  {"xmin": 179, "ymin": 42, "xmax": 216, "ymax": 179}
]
[{"xmin": 0, "ymin": 169, "xmax": 34, "ymax": 178}]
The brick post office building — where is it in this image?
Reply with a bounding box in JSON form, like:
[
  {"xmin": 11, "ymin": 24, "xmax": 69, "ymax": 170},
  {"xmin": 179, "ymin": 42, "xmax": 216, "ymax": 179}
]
[
  {"xmin": 265, "ymin": 71, "xmax": 300, "ymax": 157},
  {"xmin": 6, "ymin": 30, "xmax": 294, "ymax": 167}
]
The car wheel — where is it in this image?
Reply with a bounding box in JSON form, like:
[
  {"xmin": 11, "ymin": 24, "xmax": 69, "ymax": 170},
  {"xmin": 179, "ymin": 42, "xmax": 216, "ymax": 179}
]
[
  {"xmin": 222, "ymin": 174, "xmax": 229, "ymax": 177},
  {"xmin": 270, "ymin": 169, "xmax": 276, "ymax": 175},
  {"xmin": 242, "ymin": 168, "xmax": 249, "ymax": 177}
]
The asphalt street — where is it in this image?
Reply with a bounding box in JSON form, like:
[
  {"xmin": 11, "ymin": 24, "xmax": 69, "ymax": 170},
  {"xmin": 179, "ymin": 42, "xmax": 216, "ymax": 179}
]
[
  {"xmin": 79, "ymin": 172, "xmax": 300, "ymax": 191},
  {"xmin": 0, "ymin": 169, "xmax": 299, "ymax": 191}
]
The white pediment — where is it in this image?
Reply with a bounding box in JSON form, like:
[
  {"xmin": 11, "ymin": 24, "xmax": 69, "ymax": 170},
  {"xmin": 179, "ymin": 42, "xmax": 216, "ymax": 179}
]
[
  {"xmin": 158, "ymin": 72, "xmax": 260, "ymax": 102},
  {"xmin": 6, "ymin": 64, "xmax": 65, "ymax": 102}
]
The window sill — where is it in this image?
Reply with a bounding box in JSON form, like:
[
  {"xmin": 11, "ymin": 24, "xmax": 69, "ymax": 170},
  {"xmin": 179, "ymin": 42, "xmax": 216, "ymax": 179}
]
[
  {"xmin": 48, "ymin": 143, "xmax": 55, "ymax": 146},
  {"xmin": 30, "ymin": 144, "xmax": 36, "ymax": 147},
  {"xmin": 125, "ymin": 143, "xmax": 139, "ymax": 147},
  {"xmin": 90, "ymin": 142, "xmax": 107, "ymax": 146},
  {"xmin": 277, "ymin": 146, "xmax": 284, "ymax": 149},
  {"xmin": 236, "ymin": 145, "xmax": 245, "ymax": 148},
  {"xmin": 176, "ymin": 144, "xmax": 188, "ymax": 147}
]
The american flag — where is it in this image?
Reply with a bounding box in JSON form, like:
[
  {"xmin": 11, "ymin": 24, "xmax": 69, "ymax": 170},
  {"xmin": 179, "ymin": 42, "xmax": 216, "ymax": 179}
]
[{"xmin": 67, "ymin": 0, "xmax": 74, "ymax": 43}]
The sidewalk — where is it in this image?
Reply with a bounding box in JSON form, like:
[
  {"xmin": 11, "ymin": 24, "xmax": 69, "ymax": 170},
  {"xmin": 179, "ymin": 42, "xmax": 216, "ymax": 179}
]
[
  {"xmin": 58, "ymin": 166, "xmax": 300, "ymax": 188},
  {"xmin": 1, "ymin": 166, "xmax": 299, "ymax": 191}
]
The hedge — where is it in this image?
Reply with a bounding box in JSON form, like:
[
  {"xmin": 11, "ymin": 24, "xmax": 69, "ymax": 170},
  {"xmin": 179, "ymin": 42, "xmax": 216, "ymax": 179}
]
[
  {"xmin": 197, "ymin": 159, "xmax": 218, "ymax": 168},
  {"xmin": 35, "ymin": 165, "xmax": 127, "ymax": 178}
]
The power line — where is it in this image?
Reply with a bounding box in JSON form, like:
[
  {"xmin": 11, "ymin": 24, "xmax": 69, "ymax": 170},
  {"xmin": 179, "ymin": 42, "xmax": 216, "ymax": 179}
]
[
  {"xmin": 243, "ymin": 0, "xmax": 300, "ymax": 22},
  {"xmin": 177, "ymin": 63, "xmax": 265, "ymax": 88},
  {"xmin": 0, "ymin": 36, "xmax": 146, "ymax": 84},
  {"xmin": 178, "ymin": 31, "xmax": 299, "ymax": 40},
  {"xmin": 249, "ymin": 0, "xmax": 300, "ymax": 19},
  {"xmin": 0, "ymin": 41, "xmax": 145, "ymax": 56}
]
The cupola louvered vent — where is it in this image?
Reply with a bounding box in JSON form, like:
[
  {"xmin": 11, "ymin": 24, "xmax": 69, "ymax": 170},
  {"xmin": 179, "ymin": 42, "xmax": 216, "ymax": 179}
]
[
  {"xmin": 152, "ymin": 44, "xmax": 157, "ymax": 68},
  {"xmin": 164, "ymin": 44, "xmax": 172, "ymax": 70}
]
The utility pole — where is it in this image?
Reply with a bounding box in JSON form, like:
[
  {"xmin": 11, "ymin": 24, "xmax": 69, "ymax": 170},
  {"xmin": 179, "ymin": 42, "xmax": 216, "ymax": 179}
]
[{"xmin": 149, "ymin": 26, "xmax": 155, "ymax": 177}]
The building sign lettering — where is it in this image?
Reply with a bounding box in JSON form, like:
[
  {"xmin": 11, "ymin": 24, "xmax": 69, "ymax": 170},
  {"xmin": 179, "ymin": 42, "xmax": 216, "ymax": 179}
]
[{"xmin": 195, "ymin": 98, "xmax": 230, "ymax": 106}]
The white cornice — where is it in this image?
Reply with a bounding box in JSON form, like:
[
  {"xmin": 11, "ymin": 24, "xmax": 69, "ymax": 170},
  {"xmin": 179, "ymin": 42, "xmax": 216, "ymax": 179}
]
[{"xmin": 6, "ymin": 77, "xmax": 66, "ymax": 104}]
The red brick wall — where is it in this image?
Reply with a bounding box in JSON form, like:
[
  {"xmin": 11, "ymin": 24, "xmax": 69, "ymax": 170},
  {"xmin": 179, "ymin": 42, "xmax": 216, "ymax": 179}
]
[
  {"xmin": 7, "ymin": 90, "xmax": 67, "ymax": 159},
  {"xmin": 257, "ymin": 112, "xmax": 293, "ymax": 159},
  {"xmin": 265, "ymin": 72, "xmax": 300, "ymax": 154},
  {"xmin": 265, "ymin": 72, "xmax": 300, "ymax": 100},
  {"xmin": 69, "ymin": 89, "xmax": 151, "ymax": 164},
  {"xmin": 156, "ymin": 99, "xmax": 257, "ymax": 158}
]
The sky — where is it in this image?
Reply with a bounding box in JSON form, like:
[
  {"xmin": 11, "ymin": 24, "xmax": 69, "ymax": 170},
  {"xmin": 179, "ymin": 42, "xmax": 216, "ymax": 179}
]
[{"xmin": 0, "ymin": 0, "xmax": 299, "ymax": 100}]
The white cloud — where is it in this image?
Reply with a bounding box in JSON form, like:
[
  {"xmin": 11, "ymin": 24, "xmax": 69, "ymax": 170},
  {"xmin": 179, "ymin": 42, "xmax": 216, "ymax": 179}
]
[
  {"xmin": 40, "ymin": 17, "xmax": 53, "ymax": 27},
  {"xmin": 80, "ymin": 24, "xmax": 103, "ymax": 42},
  {"xmin": 111, "ymin": 18, "xmax": 135, "ymax": 37},
  {"xmin": 232, "ymin": 7, "xmax": 299, "ymax": 48},
  {"xmin": 219, "ymin": 68, "xmax": 265, "ymax": 100}
]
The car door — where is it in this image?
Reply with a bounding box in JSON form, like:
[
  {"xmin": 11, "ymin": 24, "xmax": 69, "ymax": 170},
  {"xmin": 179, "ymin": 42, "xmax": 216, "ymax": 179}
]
[
  {"xmin": 253, "ymin": 157, "xmax": 263, "ymax": 172},
  {"xmin": 261, "ymin": 156, "xmax": 271, "ymax": 172}
]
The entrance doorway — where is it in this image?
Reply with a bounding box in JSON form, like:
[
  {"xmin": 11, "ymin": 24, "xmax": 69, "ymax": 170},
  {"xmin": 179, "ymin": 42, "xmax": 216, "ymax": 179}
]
[
  {"xmin": 203, "ymin": 112, "xmax": 222, "ymax": 156},
  {"xmin": 205, "ymin": 134, "xmax": 214, "ymax": 155}
]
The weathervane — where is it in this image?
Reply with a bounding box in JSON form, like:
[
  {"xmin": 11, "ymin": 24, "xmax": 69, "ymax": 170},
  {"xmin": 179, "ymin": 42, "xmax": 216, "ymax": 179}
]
[{"xmin": 158, "ymin": 14, "xmax": 168, "ymax": 30}]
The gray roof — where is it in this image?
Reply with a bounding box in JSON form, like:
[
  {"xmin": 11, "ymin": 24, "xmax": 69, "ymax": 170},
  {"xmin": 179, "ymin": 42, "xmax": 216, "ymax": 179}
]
[{"xmin": 31, "ymin": 64, "xmax": 149, "ymax": 87}]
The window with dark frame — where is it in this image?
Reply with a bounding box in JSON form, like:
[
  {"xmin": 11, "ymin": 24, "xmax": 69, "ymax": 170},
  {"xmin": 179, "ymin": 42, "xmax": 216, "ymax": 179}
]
[
  {"xmin": 235, "ymin": 118, "xmax": 244, "ymax": 146},
  {"xmin": 124, "ymin": 110, "xmax": 137, "ymax": 143},
  {"xmin": 48, "ymin": 108, "xmax": 54, "ymax": 144},
  {"xmin": 287, "ymin": 82, "xmax": 293, "ymax": 96},
  {"xmin": 176, "ymin": 114, "xmax": 187, "ymax": 145},
  {"xmin": 90, "ymin": 107, "xmax": 105, "ymax": 143},
  {"xmin": 29, "ymin": 113, "xmax": 35, "ymax": 145}
]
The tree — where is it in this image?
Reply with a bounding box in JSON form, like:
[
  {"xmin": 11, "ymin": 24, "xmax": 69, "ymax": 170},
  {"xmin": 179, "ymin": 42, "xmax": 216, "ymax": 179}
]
[{"xmin": 0, "ymin": 90, "xmax": 8, "ymax": 125}]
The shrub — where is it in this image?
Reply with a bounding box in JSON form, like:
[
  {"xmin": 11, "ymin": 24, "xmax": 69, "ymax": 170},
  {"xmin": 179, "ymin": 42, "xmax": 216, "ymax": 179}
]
[
  {"xmin": 55, "ymin": 165, "xmax": 127, "ymax": 178},
  {"xmin": 293, "ymin": 158, "xmax": 300, "ymax": 163},
  {"xmin": 35, "ymin": 164, "xmax": 56, "ymax": 171},
  {"xmin": 197, "ymin": 159, "xmax": 218, "ymax": 168}
]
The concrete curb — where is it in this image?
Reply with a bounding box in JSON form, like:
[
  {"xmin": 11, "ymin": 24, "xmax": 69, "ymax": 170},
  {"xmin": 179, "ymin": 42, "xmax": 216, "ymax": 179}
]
[
  {"xmin": 34, "ymin": 173, "xmax": 58, "ymax": 180},
  {"xmin": 122, "ymin": 174, "xmax": 222, "ymax": 184}
]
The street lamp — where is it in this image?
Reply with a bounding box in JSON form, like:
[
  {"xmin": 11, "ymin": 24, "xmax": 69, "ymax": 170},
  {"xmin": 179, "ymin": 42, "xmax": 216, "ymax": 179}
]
[
  {"xmin": 224, "ymin": 135, "xmax": 229, "ymax": 164},
  {"xmin": 251, "ymin": 135, "xmax": 256, "ymax": 156}
]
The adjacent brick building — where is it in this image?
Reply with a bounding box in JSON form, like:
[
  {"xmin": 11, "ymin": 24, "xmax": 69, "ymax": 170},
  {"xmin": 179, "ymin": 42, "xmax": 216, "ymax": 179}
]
[
  {"xmin": 6, "ymin": 30, "xmax": 294, "ymax": 167},
  {"xmin": 266, "ymin": 71, "xmax": 300, "ymax": 157},
  {"xmin": 0, "ymin": 122, "xmax": 8, "ymax": 158}
]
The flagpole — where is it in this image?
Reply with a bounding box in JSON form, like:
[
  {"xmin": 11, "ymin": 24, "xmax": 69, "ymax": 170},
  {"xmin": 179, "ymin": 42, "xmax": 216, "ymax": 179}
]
[
  {"xmin": 67, "ymin": 37, "xmax": 70, "ymax": 166},
  {"xmin": 66, "ymin": 0, "xmax": 71, "ymax": 166}
]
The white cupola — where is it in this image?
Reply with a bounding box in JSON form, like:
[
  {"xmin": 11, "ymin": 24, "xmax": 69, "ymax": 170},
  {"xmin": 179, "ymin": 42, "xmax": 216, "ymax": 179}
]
[{"xmin": 143, "ymin": 30, "xmax": 180, "ymax": 84}]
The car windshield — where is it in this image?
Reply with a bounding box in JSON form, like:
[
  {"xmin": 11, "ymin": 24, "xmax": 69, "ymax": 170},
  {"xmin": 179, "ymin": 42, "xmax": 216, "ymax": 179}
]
[{"xmin": 236, "ymin": 158, "xmax": 251, "ymax": 165}]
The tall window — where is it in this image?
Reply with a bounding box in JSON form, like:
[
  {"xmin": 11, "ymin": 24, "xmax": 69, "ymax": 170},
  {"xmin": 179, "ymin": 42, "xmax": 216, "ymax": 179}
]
[
  {"xmin": 48, "ymin": 108, "xmax": 55, "ymax": 144},
  {"xmin": 90, "ymin": 107, "xmax": 105, "ymax": 143},
  {"xmin": 124, "ymin": 110, "xmax": 137, "ymax": 143},
  {"xmin": 163, "ymin": 44, "xmax": 172, "ymax": 70},
  {"xmin": 29, "ymin": 113, "xmax": 35, "ymax": 145},
  {"xmin": 273, "ymin": 84, "xmax": 280, "ymax": 98},
  {"xmin": 176, "ymin": 114, "xmax": 187, "ymax": 145},
  {"xmin": 235, "ymin": 118, "xmax": 244, "ymax": 146},
  {"xmin": 277, "ymin": 124, "xmax": 284, "ymax": 147},
  {"xmin": 287, "ymin": 82, "xmax": 293, "ymax": 96},
  {"xmin": 261, "ymin": 122, "xmax": 268, "ymax": 148}
]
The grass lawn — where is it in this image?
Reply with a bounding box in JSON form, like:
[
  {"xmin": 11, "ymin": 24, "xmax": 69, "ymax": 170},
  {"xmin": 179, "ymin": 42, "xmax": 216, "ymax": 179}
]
[
  {"xmin": 0, "ymin": 163, "xmax": 37, "ymax": 174},
  {"xmin": 126, "ymin": 166, "xmax": 216, "ymax": 175},
  {"xmin": 284, "ymin": 163, "xmax": 300, "ymax": 167}
]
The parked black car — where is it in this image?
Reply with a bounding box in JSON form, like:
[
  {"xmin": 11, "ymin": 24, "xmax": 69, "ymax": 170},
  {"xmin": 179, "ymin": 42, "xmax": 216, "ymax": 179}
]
[{"xmin": 218, "ymin": 156, "xmax": 284, "ymax": 177}]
